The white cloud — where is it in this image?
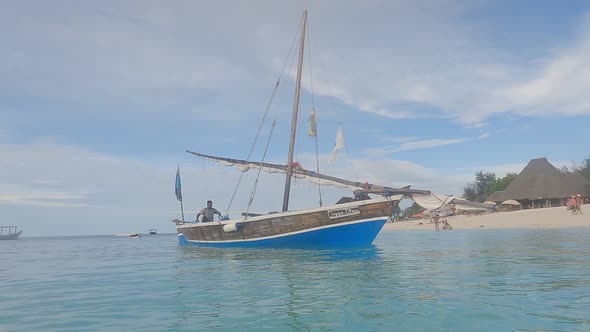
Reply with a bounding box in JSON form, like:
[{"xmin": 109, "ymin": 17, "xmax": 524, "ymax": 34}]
[
  {"xmin": 397, "ymin": 138, "xmax": 466, "ymax": 151},
  {"xmin": 452, "ymin": 162, "xmax": 527, "ymax": 178},
  {"xmin": 291, "ymin": 152, "xmax": 471, "ymax": 196},
  {"xmin": 0, "ymin": 193, "xmax": 90, "ymax": 208},
  {"xmin": 450, "ymin": 159, "xmax": 575, "ymax": 179},
  {"xmin": 324, "ymin": 157, "xmax": 470, "ymax": 196},
  {"xmin": 0, "ymin": 140, "xmax": 481, "ymax": 235},
  {"xmin": 363, "ymin": 138, "xmax": 466, "ymax": 155},
  {"xmin": 2, "ymin": 2, "xmax": 590, "ymax": 235},
  {"xmin": 0, "ymin": 187, "xmax": 88, "ymax": 205},
  {"xmin": 478, "ymin": 132, "xmax": 489, "ymax": 139},
  {"xmin": 7, "ymin": 140, "xmax": 577, "ymax": 236},
  {"xmin": 383, "ymin": 136, "xmax": 418, "ymax": 143},
  {"xmin": 286, "ymin": 5, "xmax": 590, "ymax": 124},
  {"xmin": 3, "ymin": 2, "xmax": 590, "ymax": 125},
  {"xmin": 0, "ymin": 139, "xmax": 179, "ymax": 235},
  {"xmin": 501, "ymin": 18, "xmax": 590, "ymax": 116},
  {"xmin": 0, "ymin": 3, "xmax": 534, "ymax": 122},
  {"xmin": 365, "ymin": 108, "xmax": 416, "ymax": 120}
]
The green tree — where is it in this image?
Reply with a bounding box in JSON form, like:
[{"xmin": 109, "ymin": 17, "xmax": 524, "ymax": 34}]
[
  {"xmin": 576, "ymin": 155, "xmax": 590, "ymax": 180},
  {"xmin": 573, "ymin": 155, "xmax": 590, "ymax": 195},
  {"xmin": 488, "ymin": 173, "xmax": 517, "ymax": 194},
  {"xmin": 463, "ymin": 185, "xmax": 477, "ymax": 202},
  {"xmin": 475, "ymin": 171, "xmax": 497, "ymax": 199},
  {"xmin": 463, "ymin": 171, "xmax": 497, "ymax": 202},
  {"xmin": 463, "ymin": 171, "xmax": 517, "ymax": 202}
]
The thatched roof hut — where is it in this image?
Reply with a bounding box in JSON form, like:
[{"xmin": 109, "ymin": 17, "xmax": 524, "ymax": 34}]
[{"xmin": 487, "ymin": 157, "xmax": 590, "ymax": 208}]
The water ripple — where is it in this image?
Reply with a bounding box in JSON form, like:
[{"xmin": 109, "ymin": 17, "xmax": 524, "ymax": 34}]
[{"xmin": 1, "ymin": 229, "xmax": 590, "ymax": 331}]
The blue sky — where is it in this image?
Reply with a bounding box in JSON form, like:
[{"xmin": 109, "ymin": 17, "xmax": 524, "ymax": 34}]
[{"xmin": 2, "ymin": 1, "xmax": 590, "ymax": 236}]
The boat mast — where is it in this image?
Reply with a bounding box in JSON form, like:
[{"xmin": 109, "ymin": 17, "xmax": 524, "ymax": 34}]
[{"xmin": 282, "ymin": 10, "xmax": 308, "ymax": 212}]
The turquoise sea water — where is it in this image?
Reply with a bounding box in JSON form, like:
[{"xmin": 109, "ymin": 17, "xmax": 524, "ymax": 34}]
[{"xmin": 2, "ymin": 229, "xmax": 590, "ymax": 331}]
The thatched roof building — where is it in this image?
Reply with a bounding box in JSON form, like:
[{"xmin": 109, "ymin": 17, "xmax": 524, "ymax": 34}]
[{"xmin": 487, "ymin": 157, "xmax": 590, "ymax": 209}]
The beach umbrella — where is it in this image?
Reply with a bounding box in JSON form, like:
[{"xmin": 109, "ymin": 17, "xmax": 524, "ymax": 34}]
[
  {"xmin": 483, "ymin": 201, "xmax": 496, "ymax": 206},
  {"xmin": 501, "ymin": 199, "xmax": 521, "ymax": 206}
]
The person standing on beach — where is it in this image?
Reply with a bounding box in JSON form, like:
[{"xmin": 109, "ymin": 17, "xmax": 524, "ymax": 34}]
[
  {"xmin": 567, "ymin": 195, "xmax": 576, "ymax": 215},
  {"xmin": 431, "ymin": 212, "xmax": 441, "ymax": 231},
  {"xmin": 196, "ymin": 200, "xmax": 221, "ymax": 222}
]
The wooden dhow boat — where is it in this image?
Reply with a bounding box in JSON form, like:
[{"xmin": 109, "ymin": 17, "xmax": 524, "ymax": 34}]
[
  {"xmin": 175, "ymin": 155, "xmax": 428, "ymax": 247},
  {"xmin": 173, "ymin": 11, "xmax": 429, "ymax": 247},
  {"xmin": 0, "ymin": 226, "xmax": 22, "ymax": 240}
]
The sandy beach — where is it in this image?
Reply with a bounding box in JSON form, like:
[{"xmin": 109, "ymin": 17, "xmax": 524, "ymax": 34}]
[{"xmin": 383, "ymin": 204, "xmax": 590, "ymax": 231}]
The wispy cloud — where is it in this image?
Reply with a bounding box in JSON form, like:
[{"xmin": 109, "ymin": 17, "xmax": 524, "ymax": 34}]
[
  {"xmin": 3, "ymin": 2, "xmax": 590, "ymax": 126},
  {"xmin": 449, "ymin": 159, "xmax": 576, "ymax": 178},
  {"xmin": 2, "ymin": 2, "xmax": 590, "ymax": 236},
  {"xmin": 396, "ymin": 139, "xmax": 466, "ymax": 151},
  {"xmin": 0, "ymin": 183, "xmax": 90, "ymax": 207},
  {"xmin": 1, "ymin": 139, "xmax": 577, "ymax": 235},
  {"xmin": 295, "ymin": 152, "xmax": 471, "ymax": 195},
  {"xmin": 298, "ymin": 4, "xmax": 590, "ymax": 126},
  {"xmin": 0, "ymin": 195, "xmax": 89, "ymax": 208},
  {"xmin": 383, "ymin": 136, "xmax": 418, "ymax": 143},
  {"xmin": 500, "ymin": 15, "xmax": 590, "ymax": 117},
  {"xmin": 478, "ymin": 132, "xmax": 489, "ymax": 139},
  {"xmin": 364, "ymin": 138, "xmax": 466, "ymax": 156},
  {"xmin": 0, "ymin": 140, "xmax": 478, "ymax": 235},
  {"xmin": 365, "ymin": 108, "xmax": 416, "ymax": 120}
]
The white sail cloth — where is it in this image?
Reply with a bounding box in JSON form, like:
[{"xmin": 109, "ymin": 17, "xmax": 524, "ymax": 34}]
[
  {"xmin": 329, "ymin": 126, "xmax": 346, "ymax": 164},
  {"xmin": 413, "ymin": 193, "xmax": 455, "ymax": 211},
  {"xmin": 413, "ymin": 193, "xmax": 489, "ymax": 212}
]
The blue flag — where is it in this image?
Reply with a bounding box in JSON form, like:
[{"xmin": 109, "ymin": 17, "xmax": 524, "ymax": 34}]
[{"xmin": 175, "ymin": 166, "xmax": 182, "ymax": 202}]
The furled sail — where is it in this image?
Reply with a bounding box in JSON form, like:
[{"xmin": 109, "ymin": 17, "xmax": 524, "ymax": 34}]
[
  {"xmin": 186, "ymin": 150, "xmax": 430, "ymax": 195},
  {"xmin": 187, "ymin": 150, "xmax": 287, "ymax": 172}
]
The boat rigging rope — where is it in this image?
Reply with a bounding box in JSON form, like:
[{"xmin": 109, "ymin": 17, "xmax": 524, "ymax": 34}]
[
  {"xmin": 341, "ymin": 123, "xmax": 359, "ymax": 183},
  {"xmin": 386, "ymin": 195, "xmax": 400, "ymax": 221},
  {"xmin": 224, "ymin": 23, "xmax": 302, "ymax": 216},
  {"xmin": 431, "ymin": 193, "xmax": 455, "ymax": 211},
  {"xmin": 246, "ymin": 119, "xmax": 277, "ymax": 218},
  {"xmin": 306, "ymin": 18, "xmax": 323, "ymax": 207}
]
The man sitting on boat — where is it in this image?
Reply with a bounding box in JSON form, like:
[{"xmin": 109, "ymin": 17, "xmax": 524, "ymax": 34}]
[{"xmin": 196, "ymin": 200, "xmax": 221, "ymax": 223}]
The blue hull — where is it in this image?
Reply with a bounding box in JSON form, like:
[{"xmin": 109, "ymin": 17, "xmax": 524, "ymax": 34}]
[{"xmin": 178, "ymin": 218, "xmax": 387, "ymax": 248}]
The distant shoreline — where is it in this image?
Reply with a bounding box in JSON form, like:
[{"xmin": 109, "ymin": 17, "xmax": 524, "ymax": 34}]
[{"xmin": 383, "ymin": 204, "xmax": 589, "ymax": 231}]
